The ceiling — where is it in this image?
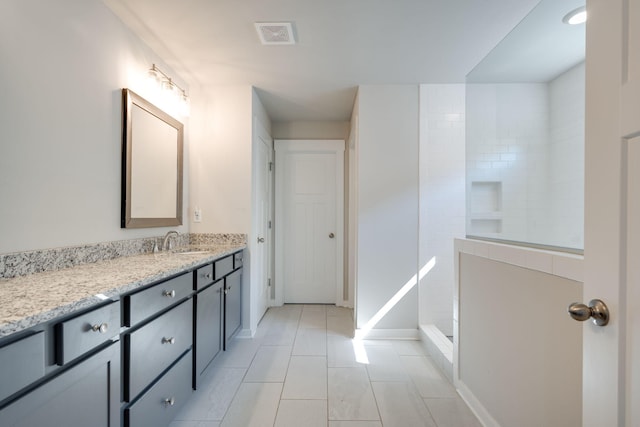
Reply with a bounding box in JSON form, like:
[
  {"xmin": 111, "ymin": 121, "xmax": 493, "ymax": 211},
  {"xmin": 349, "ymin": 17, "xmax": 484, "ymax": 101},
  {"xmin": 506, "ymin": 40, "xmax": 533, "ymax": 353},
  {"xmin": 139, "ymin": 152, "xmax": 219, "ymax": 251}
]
[
  {"xmin": 468, "ymin": 0, "xmax": 585, "ymax": 83},
  {"xmin": 104, "ymin": 0, "xmax": 542, "ymax": 122}
]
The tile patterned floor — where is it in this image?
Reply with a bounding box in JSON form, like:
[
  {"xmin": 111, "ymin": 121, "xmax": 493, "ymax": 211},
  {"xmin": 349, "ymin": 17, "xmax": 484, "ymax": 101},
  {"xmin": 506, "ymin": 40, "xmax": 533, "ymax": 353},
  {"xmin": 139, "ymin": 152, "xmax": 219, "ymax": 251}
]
[{"xmin": 170, "ymin": 304, "xmax": 481, "ymax": 427}]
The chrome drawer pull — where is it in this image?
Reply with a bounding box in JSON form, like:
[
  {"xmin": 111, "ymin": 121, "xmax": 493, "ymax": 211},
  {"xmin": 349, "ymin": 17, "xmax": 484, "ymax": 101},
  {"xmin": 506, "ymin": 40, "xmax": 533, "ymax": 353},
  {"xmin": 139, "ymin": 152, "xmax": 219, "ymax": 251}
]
[
  {"xmin": 162, "ymin": 289, "xmax": 176, "ymax": 298},
  {"xmin": 91, "ymin": 323, "xmax": 108, "ymax": 333},
  {"xmin": 164, "ymin": 397, "xmax": 175, "ymax": 407},
  {"xmin": 162, "ymin": 337, "xmax": 176, "ymax": 345},
  {"xmin": 204, "ymin": 272, "xmax": 212, "ymax": 279}
]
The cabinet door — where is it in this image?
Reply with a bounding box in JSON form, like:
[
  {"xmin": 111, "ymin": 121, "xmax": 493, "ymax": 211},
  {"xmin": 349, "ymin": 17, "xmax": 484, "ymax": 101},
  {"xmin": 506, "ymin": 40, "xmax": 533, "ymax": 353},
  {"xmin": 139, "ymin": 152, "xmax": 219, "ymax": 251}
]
[
  {"xmin": 224, "ymin": 269, "xmax": 242, "ymax": 347},
  {"xmin": 0, "ymin": 341, "xmax": 120, "ymax": 427},
  {"xmin": 195, "ymin": 281, "xmax": 222, "ymax": 385}
]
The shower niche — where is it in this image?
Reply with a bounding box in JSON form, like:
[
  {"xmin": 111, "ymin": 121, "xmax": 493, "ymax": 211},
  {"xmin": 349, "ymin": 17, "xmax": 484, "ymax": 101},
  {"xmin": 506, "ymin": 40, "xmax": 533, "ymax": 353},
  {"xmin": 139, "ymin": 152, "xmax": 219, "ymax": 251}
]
[
  {"xmin": 465, "ymin": 0, "xmax": 585, "ymax": 251},
  {"xmin": 469, "ymin": 181, "xmax": 502, "ymax": 235}
]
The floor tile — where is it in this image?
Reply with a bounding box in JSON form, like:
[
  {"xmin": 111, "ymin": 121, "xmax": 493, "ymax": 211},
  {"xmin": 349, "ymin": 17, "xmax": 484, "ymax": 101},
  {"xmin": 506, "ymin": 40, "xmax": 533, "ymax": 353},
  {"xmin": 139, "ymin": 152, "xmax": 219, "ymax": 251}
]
[
  {"xmin": 172, "ymin": 304, "xmax": 480, "ymax": 427},
  {"xmin": 244, "ymin": 345, "xmax": 291, "ymax": 382},
  {"xmin": 220, "ymin": 382, "xmax": 282, "ymax": 427},
  {"xmin": 293, "ymin": 327, "xmax": 327, "ymax": 356},
  {"xmin": 274, "ymin": 400, "xmax": 328, "ymax": 427},
  {"xmin": 371, "ymin": 382, "xmax": 437, "ymax": 427},
  {"xmin": 327, "ymin": 306, "xmax": 354, "ymax": 318},
  {"xmin": 174, "ymin": 367, "xmax": 245, "ymax": 421},
  {"xmin": 423, "ymin": 397, "xmax": 483, "ymax": 427},
  {"xmin": 391, "ymin": 340, "xmax": 427, "ymax": 356},
  {"xmin": 400, "ymin": 356, "xmax": 458, "ymax": 398},
  {"xmin": 364, "ymin": 345, "xmax": 408, "ymax": 381},
  {"xmin": 299, "ymin": 305, "xmax": 327, "ymax": 329},
  {"xmin": 327, "ymin": 315, "xmax": 354, "ymax": 337},
  {"xmin": 328, "ymin": 367, "xmax": 379, "ymax": 421},
  {"xmin": 170, "ymin": 421, "xmax": 221, "ymax": 427},
  {"xmin": 213, "ymin": 339, "xmax": 261, "ymax": 368},
  {"xmin": 282, "ymin": 356, "xmax": 327, "ymax": 399},
  {"xmin": 328, "ymin": 336, "xmax": 362, "ymax": 368},
  {"xmin": 329, "ymin": 422, "xmax": 382, "ymax": 427}
]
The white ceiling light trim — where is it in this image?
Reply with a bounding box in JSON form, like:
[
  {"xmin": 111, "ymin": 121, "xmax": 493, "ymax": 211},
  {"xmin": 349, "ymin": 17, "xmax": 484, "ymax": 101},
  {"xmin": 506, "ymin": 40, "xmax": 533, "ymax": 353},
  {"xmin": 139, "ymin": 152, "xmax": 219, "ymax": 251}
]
[
  {"xmin": 562, "ymin": 6, "xmax": 586, "ymax": 25},
  {"xmin": 255, "ymin": 22, "xmax": 296, "ymax": 45}
]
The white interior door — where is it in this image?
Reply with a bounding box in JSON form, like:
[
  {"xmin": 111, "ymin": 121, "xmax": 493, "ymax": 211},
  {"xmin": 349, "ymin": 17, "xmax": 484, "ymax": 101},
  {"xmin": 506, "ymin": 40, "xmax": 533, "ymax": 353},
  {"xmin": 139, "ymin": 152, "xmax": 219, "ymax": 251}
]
[
  {"xmin": 275, "ymin": 140, "xmax": 344, "ymax": 305},
  {"xmin": 253, "ymin": 120, "xmax": 272, "ymax": 324},
  {"xmin": 583, "ymin": 1, "xmax": 640, "ymax": 425}
]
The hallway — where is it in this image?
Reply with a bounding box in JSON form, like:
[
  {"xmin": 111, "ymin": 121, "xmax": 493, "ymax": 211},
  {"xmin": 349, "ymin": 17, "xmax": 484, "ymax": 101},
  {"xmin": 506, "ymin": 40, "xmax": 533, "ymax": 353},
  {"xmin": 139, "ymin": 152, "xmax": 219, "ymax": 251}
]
[{"xmin": 170, "ymin": 304, "xmax": 480, "ymax": 427}]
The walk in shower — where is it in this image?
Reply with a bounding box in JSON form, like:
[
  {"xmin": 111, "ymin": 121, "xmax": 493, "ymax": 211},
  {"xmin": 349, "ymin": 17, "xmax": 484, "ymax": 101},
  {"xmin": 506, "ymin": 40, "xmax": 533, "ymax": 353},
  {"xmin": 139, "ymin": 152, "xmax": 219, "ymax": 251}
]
[{"xmin": 418, "ymin": 0, "xmax": 586, "ymax": 378}]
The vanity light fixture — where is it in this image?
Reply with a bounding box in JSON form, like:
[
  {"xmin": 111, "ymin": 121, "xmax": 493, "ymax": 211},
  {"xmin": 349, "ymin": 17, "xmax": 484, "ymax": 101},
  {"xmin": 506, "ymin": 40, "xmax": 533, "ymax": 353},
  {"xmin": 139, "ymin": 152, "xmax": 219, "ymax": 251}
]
[
  {"xmin": 148, "ymin": 64, "xmax": 190, "ymax": 116},
  {"xmin": 562, "ymin": 6, "xmax": 587, "ymax": 25}
]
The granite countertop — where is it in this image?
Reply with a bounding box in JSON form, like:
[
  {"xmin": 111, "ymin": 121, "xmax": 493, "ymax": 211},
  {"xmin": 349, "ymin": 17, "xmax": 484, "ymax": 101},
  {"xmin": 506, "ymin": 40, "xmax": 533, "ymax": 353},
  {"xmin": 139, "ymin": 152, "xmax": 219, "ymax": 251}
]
[{"xmin": 0, "ymin": 244, "xmax": 245, "ymax": 338}]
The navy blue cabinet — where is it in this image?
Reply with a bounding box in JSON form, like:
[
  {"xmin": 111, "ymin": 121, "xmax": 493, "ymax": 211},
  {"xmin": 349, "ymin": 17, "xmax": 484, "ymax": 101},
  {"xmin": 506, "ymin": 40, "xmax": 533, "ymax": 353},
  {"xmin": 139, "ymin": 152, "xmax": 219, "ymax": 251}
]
[{"xmin": 0, "ymin": 341, "xmax": 120, "ymax": 427}]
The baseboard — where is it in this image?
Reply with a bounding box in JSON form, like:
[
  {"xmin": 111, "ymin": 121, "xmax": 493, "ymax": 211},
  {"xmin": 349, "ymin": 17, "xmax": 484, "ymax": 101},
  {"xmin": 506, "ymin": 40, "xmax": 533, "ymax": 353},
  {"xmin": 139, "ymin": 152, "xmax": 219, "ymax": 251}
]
[
  {"xmin": 234, "ymin": 328, "xmax": 253, "ymax": 339},
  {"xmin": 354, "ymin": 328, "xmax": 420, "ymax": 340},
  {"xmin": 419, "ymin": 324, "xmax": 453, "ymax": 381},
  {"xmin": 456, "ymin": 381, "xmax": 501, "ymax": 427}
]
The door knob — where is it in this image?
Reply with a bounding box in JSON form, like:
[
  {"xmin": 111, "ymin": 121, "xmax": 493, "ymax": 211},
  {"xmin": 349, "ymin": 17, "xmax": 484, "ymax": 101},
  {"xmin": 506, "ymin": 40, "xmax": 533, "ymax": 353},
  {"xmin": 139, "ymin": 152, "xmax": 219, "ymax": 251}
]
[
  {"xmin": 329, "ymin": 233, "xmax": 335, "ymax": 239},
  {"xmin": 257, "ymin": 237, "xmax": 265, "ymax": 243},
  {"xmin": 568, "ymin": 299, "xmax": 609, "ymax": 326}
]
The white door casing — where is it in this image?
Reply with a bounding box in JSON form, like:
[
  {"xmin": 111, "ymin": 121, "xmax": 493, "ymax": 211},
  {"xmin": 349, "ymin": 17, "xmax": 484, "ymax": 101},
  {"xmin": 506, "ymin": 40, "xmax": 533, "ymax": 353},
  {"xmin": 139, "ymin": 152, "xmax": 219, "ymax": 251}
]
[
  {"xmin": 275, "ymin": 140, "xmax": 344, "ymax": 305},
  {"xmin": 583, "ymin": 0, "xmax": 640, "ymax": 425}
]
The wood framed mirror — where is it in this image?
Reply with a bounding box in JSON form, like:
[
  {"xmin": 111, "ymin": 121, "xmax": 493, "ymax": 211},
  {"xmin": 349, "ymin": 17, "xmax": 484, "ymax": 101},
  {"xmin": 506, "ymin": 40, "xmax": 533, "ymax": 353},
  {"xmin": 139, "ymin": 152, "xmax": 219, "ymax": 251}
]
[{"xmin": 121, "ymin": 88, "xmax": 183, "ymax": 228}]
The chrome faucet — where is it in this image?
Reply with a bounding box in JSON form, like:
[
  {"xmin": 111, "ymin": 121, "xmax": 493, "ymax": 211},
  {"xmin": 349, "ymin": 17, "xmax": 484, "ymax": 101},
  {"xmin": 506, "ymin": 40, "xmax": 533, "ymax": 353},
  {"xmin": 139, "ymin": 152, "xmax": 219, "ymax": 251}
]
[{"xmin": 162, "ymin": 231, "xmax": 179, "ymax": 251}]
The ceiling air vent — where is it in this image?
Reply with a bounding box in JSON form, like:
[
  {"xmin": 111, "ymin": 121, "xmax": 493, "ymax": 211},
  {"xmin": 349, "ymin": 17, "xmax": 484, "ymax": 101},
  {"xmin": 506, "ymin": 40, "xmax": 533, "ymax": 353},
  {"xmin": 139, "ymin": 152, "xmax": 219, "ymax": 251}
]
[{"xmin": 255, "ymin": 22, "xmax": 296, "ymax": 45}]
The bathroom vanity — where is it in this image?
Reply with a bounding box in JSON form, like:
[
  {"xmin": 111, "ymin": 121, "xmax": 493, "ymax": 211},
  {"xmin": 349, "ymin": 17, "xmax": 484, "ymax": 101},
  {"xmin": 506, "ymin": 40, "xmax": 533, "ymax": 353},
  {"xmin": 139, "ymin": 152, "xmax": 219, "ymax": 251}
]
[{"xmin": 0, "ymin": 246, "xmax": 244, "ymax": 427}]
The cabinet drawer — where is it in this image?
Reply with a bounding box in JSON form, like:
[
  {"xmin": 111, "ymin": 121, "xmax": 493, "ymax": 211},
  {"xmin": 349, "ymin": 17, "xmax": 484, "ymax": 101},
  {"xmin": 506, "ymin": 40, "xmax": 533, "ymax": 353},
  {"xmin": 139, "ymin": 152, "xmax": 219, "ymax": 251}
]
[
  {"xmin": 125, "ymin": 299, "xmax": 192, "ymax": 401},
  {"xmin": 214, "ymin": 255, "xmax": 233, "ymax": 280},
  {"xmin": 56, "ymin": 301, "xmax": 120, "ymax": 365},
  {"xmin": 234, "ymin": 251, "xmax": 243, "ymax": 269},
  {"xmin": 125, "ymin": 349, "xmax": 192, "ymax": 427},
  {"xmin": 0, "ymin": 332, "xmax": 45, "ymax": 402},
  {"xmin": 124, "ymin": 272, "xmax": 192, "ymax": 326},
  {"xmin": 195, "ymin": 263, "xmax": 214, "ymax": 290}
]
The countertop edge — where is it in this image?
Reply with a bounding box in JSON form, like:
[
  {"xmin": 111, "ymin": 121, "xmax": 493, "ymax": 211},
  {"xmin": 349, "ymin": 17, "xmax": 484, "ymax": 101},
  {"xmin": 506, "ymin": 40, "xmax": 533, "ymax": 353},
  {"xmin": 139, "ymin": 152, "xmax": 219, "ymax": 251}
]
[{"xmin": 0, "ymin": 245, "xmax": 245, "ymax": 338}]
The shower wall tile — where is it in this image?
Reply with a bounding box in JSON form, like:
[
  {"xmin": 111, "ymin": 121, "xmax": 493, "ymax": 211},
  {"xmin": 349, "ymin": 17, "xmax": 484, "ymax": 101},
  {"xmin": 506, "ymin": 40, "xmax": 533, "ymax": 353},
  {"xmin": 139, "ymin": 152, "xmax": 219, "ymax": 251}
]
[{"xmin": 418, "ymin": 84, "xmax": 466, "ymax": 336}]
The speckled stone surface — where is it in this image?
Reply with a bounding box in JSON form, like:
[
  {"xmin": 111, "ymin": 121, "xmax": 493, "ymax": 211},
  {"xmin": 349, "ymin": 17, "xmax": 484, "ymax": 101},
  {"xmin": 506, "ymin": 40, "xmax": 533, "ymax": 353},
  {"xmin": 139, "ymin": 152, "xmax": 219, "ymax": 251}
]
[
  {"xmin": 0, "ymin": 234, "xmax": 189, "ymax": 279},
  {"xmin": 189, "ymin": 233, "xmax": 246, "ymax": 246},
  {"xmin": 0, "ymin": 243, "xmax": 245, "ymax": 338}
]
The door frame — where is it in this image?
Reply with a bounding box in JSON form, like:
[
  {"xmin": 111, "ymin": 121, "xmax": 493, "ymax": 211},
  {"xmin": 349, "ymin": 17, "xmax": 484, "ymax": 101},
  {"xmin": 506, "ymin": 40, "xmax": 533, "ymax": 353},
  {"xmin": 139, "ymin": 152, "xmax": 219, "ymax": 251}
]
[
  {"xmin": 250, "ymin": 117, "xmax": 273, "ymax": 333},
  {"xmin": 274, "ymin": 139, "xmax": 345, "ymax": 306},
  {"xmin": 583, "ymin": 0, "xmax": 639, "ymax": 425}
]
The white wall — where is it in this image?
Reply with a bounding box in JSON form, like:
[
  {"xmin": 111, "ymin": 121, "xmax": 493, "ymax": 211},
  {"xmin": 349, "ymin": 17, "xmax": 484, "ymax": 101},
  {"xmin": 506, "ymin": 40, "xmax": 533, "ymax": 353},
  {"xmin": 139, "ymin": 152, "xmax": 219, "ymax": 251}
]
[
  {"xmin": 355, "ymin": 85, "xmax": 419, "ymax": 332},
  {"xmin": 189, "ymin": 85, "xmax": 272, "ymax": 336},
  {"xmin": 189, "ymin": 86, "xmax": 253, "ymax": 233},
  {"xmin": 0, "ymin": 0, "xmax": 190, "ymax": 254},
  {"xmin": 455, "ymin": 240, "xmax": 583, "ymax": 427},
  {"xmin": 418, "ymin": 85, "xmax": 466, "ymax": 336},
  {"xmin": 347, "ymin": 97, "xmax": 360, "ymax": 308},
  {"xmin": 271, "ymin": 121, "xmax": 350, "ymax": 140}
]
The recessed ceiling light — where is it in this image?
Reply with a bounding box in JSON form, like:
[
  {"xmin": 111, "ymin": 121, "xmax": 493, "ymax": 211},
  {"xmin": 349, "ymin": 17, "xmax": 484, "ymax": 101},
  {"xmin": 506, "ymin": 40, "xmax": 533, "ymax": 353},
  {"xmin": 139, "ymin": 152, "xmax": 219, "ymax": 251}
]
[
  {"xmin": 563, "ymin": 6, "xmax": 587, "ymax": 25},
  {"xmin": 255, "ymin": 22, "xmax": 296, "ymax": 45}
]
